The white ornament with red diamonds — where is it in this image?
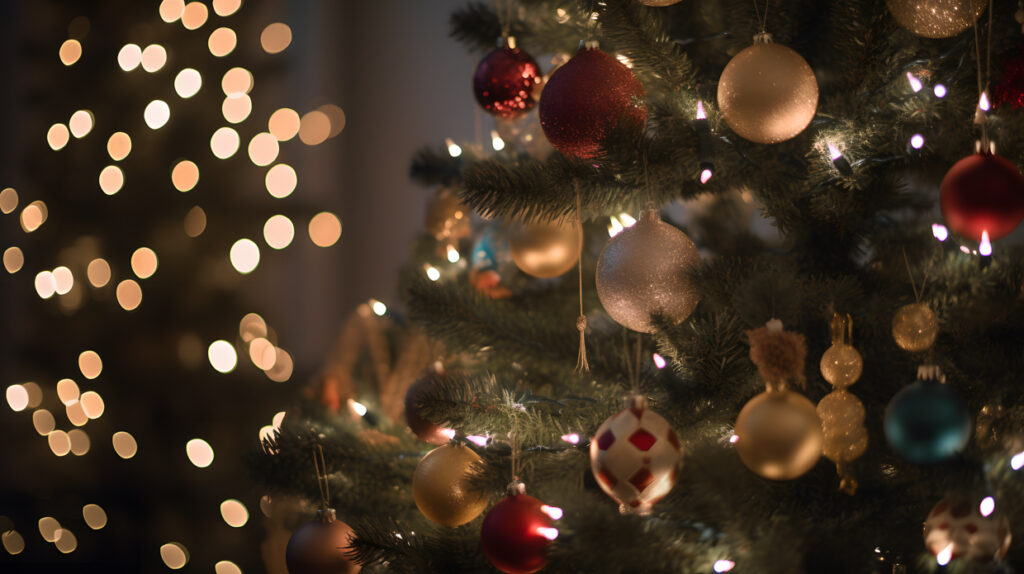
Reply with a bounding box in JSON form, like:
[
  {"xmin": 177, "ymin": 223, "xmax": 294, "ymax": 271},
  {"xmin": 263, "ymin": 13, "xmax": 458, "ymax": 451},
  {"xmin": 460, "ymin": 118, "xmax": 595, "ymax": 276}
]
[
  {"xmin": 590, "ymin": 396, "xmax": 682, "ymax": 514},
  {"xmin": 924, "ymin": 493, "xmax": 1012, "ymax": 564}
]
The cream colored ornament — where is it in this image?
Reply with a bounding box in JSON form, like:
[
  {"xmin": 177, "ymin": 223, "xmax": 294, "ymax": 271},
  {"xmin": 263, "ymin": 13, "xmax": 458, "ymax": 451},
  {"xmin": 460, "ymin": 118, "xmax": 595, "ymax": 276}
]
[
  {"xmin": 509, "ymin": 217, "xmax": 581, "ymax": 278},
  {"xmin": 886, "ymin": 0, "xmax": 987, "ymax": 38},
  {"xmin": 735, "ymin": 388, "xmax": 824, "ymax": 480},
  {"xmin": 892, "ymin": 302, "xmax": 938, "ymax": 352},
  {"xmin": 717, "ymin": 33, "xmax": 818, "ymax": 144}
]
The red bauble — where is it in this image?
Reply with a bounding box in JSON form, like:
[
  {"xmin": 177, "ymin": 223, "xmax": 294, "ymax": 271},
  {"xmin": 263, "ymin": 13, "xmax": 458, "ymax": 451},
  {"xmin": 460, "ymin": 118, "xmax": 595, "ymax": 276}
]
[
  {"xmin": 539, "ymin": 46, "xmax": 646, "ymax": 160},
  {"xmin": 480, "ymin": 494, "xmax": 555, "ymax": 574},
  {"xmin": 939, "ymin": 153, "xmax": 1024, "ymax": 241},
  {"xmin": 285, "ymin": 509, "xmax": 358, "ymax": 574},
  {"xmin": 473, "ymin": 40, "xmax": 541, "ymax": 119},
  {"xmin": 404, "ymin": 375, "xmax": 453, "ymax": 445}
]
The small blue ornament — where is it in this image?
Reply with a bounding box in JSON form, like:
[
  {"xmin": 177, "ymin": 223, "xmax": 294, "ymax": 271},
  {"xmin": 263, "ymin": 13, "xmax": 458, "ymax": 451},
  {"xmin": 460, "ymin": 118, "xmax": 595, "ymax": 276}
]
[
  {"xmin": 471, "ymin": 224, "xmax": 511, "ymax": 273},
  {"xmin": 884, "ymin": 379, "xmax": 971, "ymax": 464}
]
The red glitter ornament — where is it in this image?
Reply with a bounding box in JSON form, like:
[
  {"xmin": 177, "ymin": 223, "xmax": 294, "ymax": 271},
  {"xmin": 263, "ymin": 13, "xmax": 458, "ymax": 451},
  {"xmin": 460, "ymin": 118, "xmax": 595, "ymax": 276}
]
[
  {"xmin": 992, "ymin": 50, "xmax": 1024, "ymax": 109},
  {"xmin": 539, "ymin": 44, "xmax": 647, "ymax": 160},
  {"xmin": 473, "ymin": 38, "xmax": 542, "ymax": 119},
  {"xmin": 480, "ymin": 487, "xmax": 558, "ymax": 574},
  {"xmin": 939, "ymin": 153, "xmax": 1024, "ymax": 241}
]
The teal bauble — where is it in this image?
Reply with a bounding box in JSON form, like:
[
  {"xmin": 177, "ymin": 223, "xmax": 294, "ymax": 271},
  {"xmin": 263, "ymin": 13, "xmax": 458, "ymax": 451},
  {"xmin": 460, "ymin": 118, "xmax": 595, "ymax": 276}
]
[{"xmin": 884, "ymin": 380, "xmax": 971, "ymax": 464}]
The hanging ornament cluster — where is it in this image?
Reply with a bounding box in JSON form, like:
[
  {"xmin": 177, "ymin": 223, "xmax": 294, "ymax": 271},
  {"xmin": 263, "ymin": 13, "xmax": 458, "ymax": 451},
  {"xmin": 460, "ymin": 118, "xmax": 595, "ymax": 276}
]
[
  {"xmin": 816, "ymin": 314, "xmax": 868, "ymax": 493},
  {"xmin": 590, "ymin": 395, "xmax": 683, "ymax": 513},
  {"xmin": 404, "ymin": 373, "xmax": 454, "ymax": 445},
  {"xmin": 939, "ymin": 151, "xmax": 1024, "ymax": 241},
  {"xmin": 412, "ymin": 443, "xmax": 489, "ymax": 527},
  {"xmin": 509, "ymin": 217, "xmax": 581, "ymax": 278},
  {"xmin": 891, "ymin": 302, "xmax": 939, "ymax": 352},
  {"xmin": 924, "ymin": 493, "xmax": 1012, "ymax": 564},
  {"xmin": 539, "ymin": 42, "xmax": 647, "ymax": 159},
  {"xmin": 884, "ymin": 368, "xmax": 971, "ymax": 464},
  {"xmin": 596, "ymin": 208, "xmax": 701, "ymax": 333},
  {"xmin": 717, "ymin": 32, "xmax": 818, "ymax": 144},
  {"xmin": 886, "ymin": 0, "xmax": 987, "ymax": 38},
  {"xmin": 469, "ymin": 223, "xmax": 514, "ymax": 299},
  {"xmin": 481, "ymin": 481, "xmax": 560, "ymax": 574},
  {"xmin": 735, "ymin": 320, "xmax": 823, "ymax": 480},
  {"xmin": 473, "ymin": 36, "xmax": 542, "ymax": 119},
  {"xmin": 286, "ymin": 446, "xmax": 359, "ymax": 574}
]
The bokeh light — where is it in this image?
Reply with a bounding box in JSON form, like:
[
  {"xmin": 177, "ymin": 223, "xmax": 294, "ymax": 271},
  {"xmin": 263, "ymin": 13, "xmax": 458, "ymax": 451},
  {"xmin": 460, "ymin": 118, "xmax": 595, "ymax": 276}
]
[
  {"xmin": 207, "ymin": 341, "xmax": 237, "ymax": 373},
  {"xmin": 249, "ymin": 338, "xmax": 276, "ymax": 370},
  {"xmin": 66, "ymin": 401, "xmax": 89, "ymax": 427},
  {"xmin": 318, "ymin": 104, "xmax": 346, "ymax": 137},
  {"xmin": 99, "ymin": 165, "xmax": 124, "ymax": 195},
  {"xmin": 309, "ymin": 212, "xmax": 342, "ymax": 247},
  {"xmin": 33, "ymin": 409, "xmax": 55, "ymax": 435},
  {"xmin": 140, "ymin": 44, "xmax": 167, "ymax": 72},
  {"xmin": 69, "ymin": 110, "xmax": 94, "ymax": 138},
  {"xmin": 184, "ymin": 206, "xmax": 207, "ymax": 237},
  {"xmin": 79, "ymin": 350, "xmax": 103, "ymax": 379},
  {"xmin": 144, "ymin": 100, "xmax": 171, "ymax": 129},
  {"xmin": 263, "ymin": 215, "xmax": 294, "ymax": 249},
  {"xmin": 272, "ymin": 411, "xmax": 286, "ymax": 428},
  {"xmin": 87, "ymin": 258, "xmax": 111, "ymax": 287},
  {"xmin": 6, "ymin": 385, "xmax": 28, "ymax": 411},
  {"xmin": 230, "ymin": 239, "xmax": 260, "ymax": 274},
  {"xmin": 265, "ymin": 348, "xmax": 293, "ymax": 382},
  {"xmin": 80, "ymin": 391, "xmax": 105, "ymax": 419},
  {"xmin": 82, "ymin": 504, "xmax": 107, "ymax": 530},
  {"xmin": 248, "ymin": 132, "xmax": 279, "ymax": 166},
  {"xmin": 211, "ymin": 127, "xmax": 240, "ymax": 159},
  {"xmin": 47, "ymin": 124, "xmax": 70, "ymax": 150},
  {"xmin": 181, "ymin": 2, "xmax": 209, "ymax": 30},
  {"xmin": 52, "ymin": 266, "xmax": 73, "ymax": 294},
  {"xmin": 208, "ymin": 27, "xmax": 237, "ymax": 57},
  {"xmin": 57, "ymin": 379, "xmax": 80, "ymax": 404},
  {"xmin": 34, "ymin": 271, "xmax": 56, "ymax": 299},
  {"xmin": 215, "ymin": 560, "xmax": 243, "ymax": 574},
  {"xmin": 131, "ymin": 247, "xmax": 158, "ymax": 279},
  {"xmin": 21, "ymin": 203, "xmax": 47, "ymax": 233},
  {"xmin": 260, "ymin": 23, "xmax": 292, "ymax": 54},
  {"xmin": 268, "ymin": 108, "xmax": 300, "ymax": 141},
  {"xmin": 186, "ymin": 438, "xmax": 215, "ymax": 467},
  {"xmin": 3, "ymin": 247, "xmax": 23, "ymax": 274},
  {"xmin": 112, "ymin": 431, "xmax": 138, "ymax": 459},
  {"xmin": 160, "ymin": 542, "xmax": 189, "ymax": 569},
  {"xmin": 116, "ymin": 279, "xmax": 142, "ymax": 310},
  {"xmin": 2, "ymin": 530, "xmax": 25, "ymax": 555},
  {"xmin": 59, "ymin": 39, "xmax": 82, "ymax": 66},
  {"xmin": 221, "ymin": 94, "xmax": 252, "ymax": 123},
  {"xmin": 299, "ymin": 111, "xmax": 330, "ymax": 145},
  {"xmin": 239, "ymin": 313, "xmax": 267, "ymax": 342},
  {"xmin": 38, "ymin": 517, "xmax": 61, "ymax": 542},
  {"xmin": 117, "ymin": 44, "xmax": 142, "ymax": 71},
  {"xmin": 172, "ymin": 160, "xmax": 200, "ymax": 192},
  {"xmin": 159, "ymin": 0, "xmax": 185, "ymax": 23},
  {"xmin": 54, "ymin": 529, "xmax": 78, "ymax": 554},
  {"xmin": 265, "ymin": 164, "xmax": 297, "ymax": 198},
  {"xmin": 221, "ymin": 67, "xmax": 253, "ymax": 96},
  {"xmin": 220, "ymin": 499, "xmax": 249, "ymax": 527},
  {"xmin": 22, "ymin": 382, "xmax": 41, "ymax": 408},
  {"xmin": 0, "ymin": 188, "xmax": 17, "ymax": 213},
  {"xmin": 174, "ymin": 68, "xmax": 202, "ymax": 98},
  {"xmin": 107, "ymin": 132, "xmax": 132, "ymax": 161},
  {"xmin": 48, "ymin": 430, "xmax": 71, "ymax": 456},
  {"xmin": 213, "ymin": 0, "xmax": 242, "ymax": 16},
  {"xmin": 68, "ymin": 429, "xmax": 90, "ymax": 455}
]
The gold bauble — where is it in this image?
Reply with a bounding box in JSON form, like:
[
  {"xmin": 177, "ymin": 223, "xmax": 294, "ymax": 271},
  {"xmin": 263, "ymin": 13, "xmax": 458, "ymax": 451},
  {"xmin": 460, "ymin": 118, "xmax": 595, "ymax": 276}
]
[
  {"xmin": 638, "ymin": 0, "xmax": 683, "ymax": 5},
  {"xmin": 412, "ymin": 444, "xmax": 488, "ymax": 527},
  {"xmin": 892, "ymin": 302, "xmax": 938, "ymax": 352},
  {"xmin": 886, "ymin": 0, "xmax": 987, "ymax": 38},
  {"xmin": 508, "ymin": 218, "xmax": 581, "ymax": 278},
  {"xmin": 823, "ymin": 426, "xmax": 869, "ymax": 463},
  {"xmin": 716, "ymin": 37, "xmax": 818, "ymax": 144},
  {"xmin": 734, "ymin": 389, "xmax": 823, "ymax": 480},
  {"xmin": 819, "ymin": 343, "xmax": 862, "ymax": 388},
  {"xmin": 817, "ymin": 390, "xmax": 866, "ymax": 437}
]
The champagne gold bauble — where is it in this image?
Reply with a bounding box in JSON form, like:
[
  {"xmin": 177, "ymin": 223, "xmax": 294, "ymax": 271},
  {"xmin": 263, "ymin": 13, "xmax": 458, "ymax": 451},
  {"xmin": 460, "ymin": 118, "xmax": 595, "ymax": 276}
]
[
  {"xmin": 735, "ymin": 389, "xmax": 823, "ymax": 480},
  {"xmin": 412, "ymin": 444, "xmax": 488, "ymax": 527},
  {"xmin": 716, "ymin": 35, "xmax": 818, "ymax": 144},
  {"xmin": 892, "ymin": 302, "xmax": 938, "ymax": 352},
  {"xmin": 596, "ymin": 209, "xmax": 701, "ymax": 333},
  {"xmin": 886, "ymin": 0, "xmax": 987, "ymax": 38},
  {"xmin": 819, "ymin": 343, "xmax": 862, "ymax": 388},
  {"xmin": 817, "ymin": 390, "xmax": 866, "ymax": 437},
  {"xmin": 508, "ymin": 218, "xmax": 581, "ymax": 278}
]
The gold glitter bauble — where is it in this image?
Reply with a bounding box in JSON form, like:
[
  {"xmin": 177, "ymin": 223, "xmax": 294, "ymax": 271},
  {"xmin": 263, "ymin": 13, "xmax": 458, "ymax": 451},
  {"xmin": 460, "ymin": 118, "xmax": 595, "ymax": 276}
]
[
  {"xmin": 823, "ymin": 426, "xmax": 869, "ymax": 463},
  {"xmin": 596, "ymin": 209, "xmax": 701, "ymax": 333},
  {"xmin": 886, "ymin": 0, "xmax": 987, "ymax": 38},
  {"xmin": 716, "ymin": 37, "xmax": 818, "ymax": 144},
  {"xmin": 735, "ymin": 389, "xmax": 823, "ymax": 480},
  {"xmin": 892, "ymin": 302, "xmax": 938, "ymax": 352},
  {"xmin": 412, "ymin": 444, "xmax": 488, "ymax": 527},
  {"xmin": 817, "ymin": 390, "xmax": 866, "ymax": 437},
  {"xmin": 638, "ymin": 0, "xmax": 683, "ymax": 5},
  {"xmin": 820, "ymin": 343, "xmax": 863, "ymax": 388},
  {"xmin": 509, "ymin": 218, "xmax": 581, "ymax": 278}
]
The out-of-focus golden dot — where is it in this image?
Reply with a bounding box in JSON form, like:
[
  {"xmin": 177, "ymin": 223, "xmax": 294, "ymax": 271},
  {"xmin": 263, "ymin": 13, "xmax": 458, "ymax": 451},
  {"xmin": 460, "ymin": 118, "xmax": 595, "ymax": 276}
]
[
  {"xmin": 260, "ymin": 22, "xmax": 292, "ymax": 54},
  {"xmin": 118, "ymin": 43, "xmax": 142, "ymax": 71},
  {"xmin": 116, "ymin": 279, "xmax": 142, "ymax": 311},
  {"xmin": 47, "ymin": 123, "xmax": 70, "ymax": 150},
  {"xmin": 82, "ymin": 505, "xmax": 107, "ymax": 530},
  {"xmin": 186, "ymin": 438, "xmax": 215, "ymax": 467},
  {"xmin": 229, "ymin": 238, "xmax": 260, "ymax": 274},
  {"xmin": 34, "ymin": 271, "xmax": 57, "ymax": 299},
  {"xmin": 215, "ymin": 560, "xmax": 243, "ymax": 574},
  {"xmin": 181, "ymin": 2, "xmax": 209, "ymax": 30},
  {"xmin": 99, "ymin": 165, "xmax": 124, "ymax": 195},
  {"xmin": 220, "ymin": 499, "xmax": 248, "ymax": 528},
  {"xmin": 112, "ymin": 431, "xmax": 138, "ymax": 459},
  {"xmin": 0, "ymin": 187, "xmax": 17, "ymax": 213},
  {"xmin": 38, "ymin": 517, "xmax": 61, "ymax": 542},
  {"xmin": 33, "ymin": 409, "xmax": 55, "ymax": 435},
  {"xmin": 248, "ymin": 132, "xmax": 279, "ymax": 166},
  {"xmin": 160, "ymin": 0, "xmax": 185, "ymax": 22},
  {"xmin": 258, "ymin": 424, "xmax": 276, "ymax": 442},
  {"xmin": 22, "ymin": 382, "xmax": 42, "ymax": 408},
  {"xmin": 239, "ymin": 313, "xmax": 266, "ymax": 342},
  {"xmin": 221, "ymin": 94, "xmax": 251, "ymax": 124},
  {"xmin": 79, "ymin": 350, "xmax": 103, "ymax": 379},
  {"xmin": 69, "ymin": 110, "xmax": 94, "ymax": 138},
  {"xmin": 80, "ymin": 391, "xmax": 105, "ymax": 419},
  {"xmin": 68, "ymin": 429, "xmax": 90, "ymax": 455},
  {"xmin": 266, "ymin": 348, "xmax": 293, "ymax": 382},
  {"xmin": 213, "ymin": 0, "xmax": 242, "ymax": 16},
  {"xmin": 263, "ymin": 215, "xmax": 294, "ymax": 249},
  {"xmin": 318, "ymin": 104, "xmax": 346, "ymax": 138},
  {"xmin": 272, "ymin": 411, "xmax": 286, "ymax": 428},
  {"xmin": 59, "ymin": 39, "xmax": 82, "ymax": 66},
  {"xmin": 309, "ymin": 212, "xmax": 342, "ymax": 247},
  {"xmin": 249, "ymin": 337, "xmax": 276, "ymax": 370},
  {"xmin": 172, "ymin": 160, "xmax": 200, "ymax": 192},
  {"xmin": 174, "ymin": 68, "xmax": 202, "ymax": 98},
  {"xmin": 54, "ymin": 529, "xmax": 77, "ymax": 554},
  {"xmin": 208, "ymin": 27, "xmax": 236, "ymax": 57},
  {"xmin": 2, "ymin": 530, "xmax": 25, "ymax": 555},
  {"xmin": 48, "ymin": 430, "xmax": 71, "ymax": 456},
  {"xmin": 210, "ymin": 127, "xmax": 240, "ymax": 159},
  {"xmin": 265, "ymin": 164, "xmax": 296, "ymax": 198},
  {"xmin": 52, "ymin": 266, "xmax": 73, "ymax": 295},
  {"xmin": 207, "ymin": 340, "xmax": 237, "ymax": 373},
  {"xmin": 131, "ymin": 247, "xmax": 158, "ymax": 279},
  {"xmin": 57, "ymin": 378, "xmax": 80, "ymax": 404},
  {"xmin": 3, "ymin": 247, "xmax": 23, "ymax": 274},
  {"xmin": 268, "ymin": 108, "xmax": 300, "ymax": 141},
  {"xmin": 20, "ymin": 201, "xmax": 47, "ymax": 233},
  {"xmin": 221, "ymin": 67, "xmax": 253, "ymax": 96},
  {"xmin": 144, "ymin": 100, "xmax": 170, "ymax": 130},
  {"xmin": 184, "ymin": 206, "xmax": 207, "ymax": 237},
  {"xmin": 6, "ymin": 385, "xmax": 28, "ymax": 412},
  {"xmin": 107, "ymin": 132, "xmax": 132, "ymax": 161},
  {"xmin": 140, "ymin": 44, "xmax": 167, "ymax": 72},
  {"xmin": 298, "ymin": 111, "xmax": 330, "ymax": 145},
  {"xmin": 259, "ymin": 495, "xmax": 272, "ymax": 517},
  {"xmin": 66, "ymin": 401, "xmax": 88, "ymax": 427},
  {"xmin": 87, "ymin": 258, "xmax": 111, "ymax": 287}
]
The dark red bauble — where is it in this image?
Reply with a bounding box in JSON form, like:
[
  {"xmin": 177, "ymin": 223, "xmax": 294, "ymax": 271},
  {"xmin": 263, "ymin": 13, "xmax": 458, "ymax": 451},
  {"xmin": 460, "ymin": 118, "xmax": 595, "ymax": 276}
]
[
  {"xmin": 480, "ymin": 494, "xmax": 554, "ymax": 574},
  {"xmin": 939, "ymin": 153, "xmax": 1024, "ymax": 241},
  {"xmin": 404, "ymin": 375, "xmax": 452, "ymax": 445},
  {"xmin": 285, "ymin": 509, "xmax": 358, "ymax": 574},
  {"xmin": 473, "ymin": 43, "xmax": 541, "ymax": 119},
  {"xmin": 539, "ymin": 46, "xmax": 647, "ymax": 160}
]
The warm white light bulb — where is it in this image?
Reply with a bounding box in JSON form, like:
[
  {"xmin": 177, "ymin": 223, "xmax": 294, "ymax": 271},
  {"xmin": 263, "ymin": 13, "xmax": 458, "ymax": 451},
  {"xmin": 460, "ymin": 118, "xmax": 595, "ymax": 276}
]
[
  {"xmin": 906, "ymin": 72, "xmax": 922, "ymax": 93},
  {"xmin": 910, "ymin": 134, "xmax": 924, "ymax": 149},
  {"xmin": 931, "ymin": 223, "xmax": 948, "ymax": 242},
  {"xmin": 979, "ymin": 230, "xmax": 992, "ymax": 257}
]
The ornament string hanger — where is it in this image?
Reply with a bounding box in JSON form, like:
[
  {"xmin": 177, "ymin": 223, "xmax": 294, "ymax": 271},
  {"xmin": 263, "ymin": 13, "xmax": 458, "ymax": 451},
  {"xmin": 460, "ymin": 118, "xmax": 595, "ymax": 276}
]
[
  {"xmin": 900, "ymin": 247, "xmax": 929, "ymax": 303},
  {"xmin": 492, "ymin": 0, "xmax": 515, "ymax": 41},
  {"xmin": 312, "ymin": 444, "xmax": 331, "ymax": 509},
  {"xmin": 971, "ymin": 0, "xmax": 995, "ymax": 149},
  {"xmin": 507, "ymin": 409, "xmax": 526, "ymax": 495},
  {"xmin": 751, "ymin": 0, "xmax": 770, "ymax": 37},
  {"xmin": 575, "ymin": 186, "xmax": 590, "ymax": 372}
]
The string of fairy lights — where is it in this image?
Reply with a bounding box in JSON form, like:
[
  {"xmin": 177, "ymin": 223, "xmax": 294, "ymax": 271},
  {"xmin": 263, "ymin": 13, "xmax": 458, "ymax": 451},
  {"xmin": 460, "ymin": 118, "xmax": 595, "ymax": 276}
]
[{"xmin": 1, "ymin": 0, "xmax": 348, "ymax": 570}]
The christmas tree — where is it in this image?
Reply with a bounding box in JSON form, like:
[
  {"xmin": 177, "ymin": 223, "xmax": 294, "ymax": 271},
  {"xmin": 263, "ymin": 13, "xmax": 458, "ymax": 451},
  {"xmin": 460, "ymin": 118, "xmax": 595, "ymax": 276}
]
[{"xmin": 255, "ymin": 1, "xmax": 1024, "ymax": 573}]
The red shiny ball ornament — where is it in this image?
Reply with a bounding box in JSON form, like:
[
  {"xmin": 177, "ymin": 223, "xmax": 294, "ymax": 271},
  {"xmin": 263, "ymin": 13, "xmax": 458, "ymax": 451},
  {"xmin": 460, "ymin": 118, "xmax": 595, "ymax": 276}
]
[
  {"xmin": 404, "ymin": 375, "xmax": 453, "ymax": 445},
  {"xmin": 285, "ymin": 509, "xmax": 358, "ymax": 574},
  {"xmin": 940, "ymin": 153, "xmax": 1024, "ymax": 241},
  {"xmin": 480, "ymin": 494, "xmax": 555, "ymax": 574},
  {"xmin": 473, "ymin": 40, "xmax": 541, "ymax": 119},
  {"xmin": 539, "ymin": 46, "xmax": 646, "ymax": 160}
]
